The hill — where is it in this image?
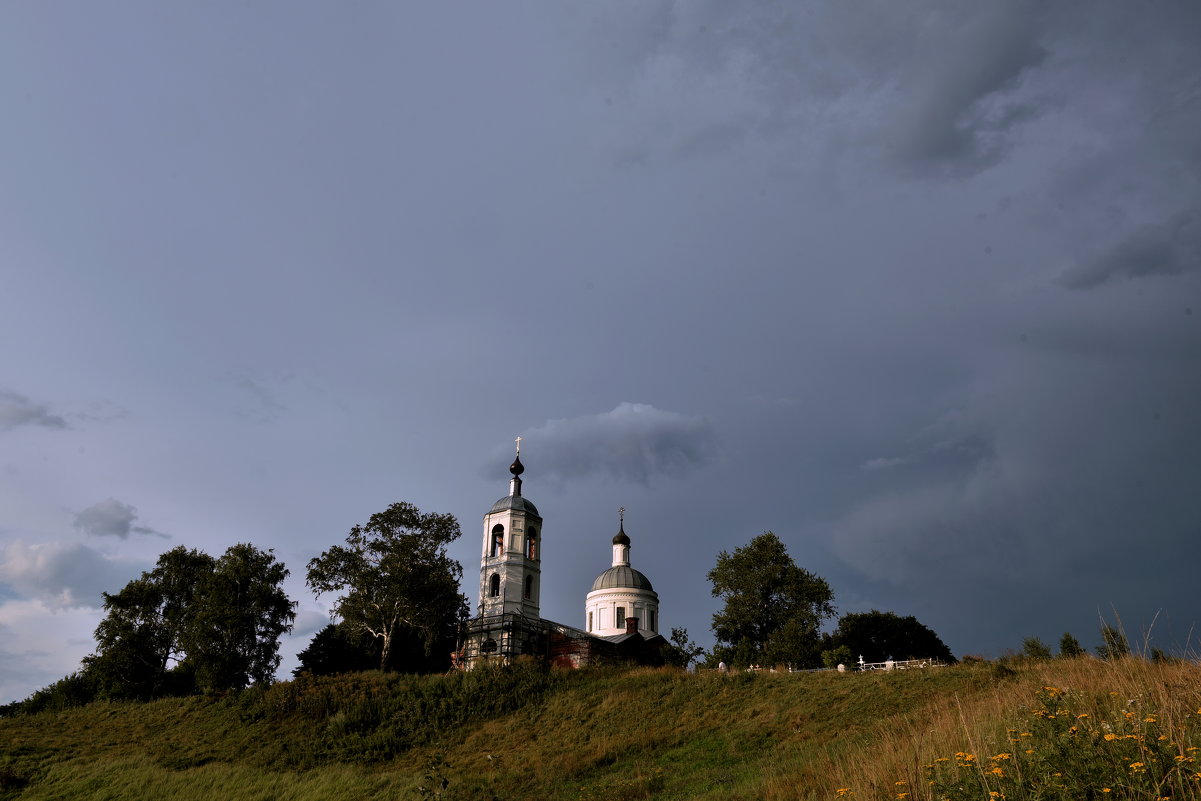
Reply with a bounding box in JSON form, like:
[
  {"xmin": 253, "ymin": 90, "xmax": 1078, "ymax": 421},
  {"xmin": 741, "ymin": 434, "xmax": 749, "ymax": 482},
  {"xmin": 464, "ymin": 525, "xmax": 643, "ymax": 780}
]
[{"xmin": 2, "ymin": 657, "xmax": 1200, "ymax": 800}]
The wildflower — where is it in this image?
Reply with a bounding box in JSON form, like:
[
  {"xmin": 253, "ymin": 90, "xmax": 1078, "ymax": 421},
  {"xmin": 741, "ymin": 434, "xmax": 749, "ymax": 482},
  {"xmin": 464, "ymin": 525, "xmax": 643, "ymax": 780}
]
[
  {"xmin": 1145, "ymin": 716, "xmax": 1158, "ymax": 723},
  {"xmin": 1044, "ymin": 686, "xmax": 1060, "ymax": 695},
  {"xmin": 989, "ymin": 767, "xmax": 1004, "ymax": 777},
  {"xmin": 1020, "ymin": 732, "xmax": 1033, "ymax": 738},
  {"xmin": 895, "ymin": 781, "xmax": 907, "ymax": 786},
  {"xmin": 1130, "ymin": 762, "xmax": 1147, "ymax": 774},
  {"xmin": 1102, "ymin": 789, "xmax": 1112, "ymax": 794},
  {"xmin": 835, "ymin": 789, "xmax": 853, "ymax": 797},
  {"xmin": 1104, "ymin": 733, "xmax": 1118, "ymax": 741},
  {"xmin": 991, "ymin": 753, "xmax": 1012, "ymax": 761},
  {"xmin": 1077, "ymin": 713, "xmax": 1090, "ymax": 719}
]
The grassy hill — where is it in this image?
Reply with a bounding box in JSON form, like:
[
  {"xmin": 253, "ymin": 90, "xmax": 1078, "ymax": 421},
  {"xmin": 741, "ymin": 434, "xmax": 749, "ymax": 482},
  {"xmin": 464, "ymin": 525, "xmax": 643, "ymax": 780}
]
[{"xmin": 3, "ymin": 657, "xmax": 1200, "ymax": 800}]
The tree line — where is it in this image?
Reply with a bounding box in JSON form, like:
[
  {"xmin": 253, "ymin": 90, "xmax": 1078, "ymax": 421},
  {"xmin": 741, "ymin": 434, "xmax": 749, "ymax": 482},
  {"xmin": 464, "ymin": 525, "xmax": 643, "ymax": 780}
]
[{"xmin": 23, "ymin": 503, "xmax": 1144, "ymax": 714}]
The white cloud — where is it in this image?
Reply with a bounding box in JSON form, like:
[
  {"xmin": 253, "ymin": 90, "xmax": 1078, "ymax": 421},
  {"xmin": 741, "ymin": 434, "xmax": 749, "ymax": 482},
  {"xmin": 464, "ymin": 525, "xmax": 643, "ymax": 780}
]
[
  {"xmin": 0, "ymin": 541, "xmax": 144, "ymax": 609},
  {"xmin": 0, "ymin": 600, "xmax": 100, "ymax": 704}
]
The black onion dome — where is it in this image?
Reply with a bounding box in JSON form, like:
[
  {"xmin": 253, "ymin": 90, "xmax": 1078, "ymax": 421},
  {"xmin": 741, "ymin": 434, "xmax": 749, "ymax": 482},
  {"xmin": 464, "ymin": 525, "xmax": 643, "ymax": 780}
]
[
  {"xmin": 591, "ymin": 565, "xmax": 654, "ymax": 591},
  {"xmin": 612, "ymin": 523, "xmax": 631, "ymax": 546},
  {"xmin": 490, "ymin": 495, "xmax": 540, "ymax": 516},
  {"xmin": 509, "ymin": 455, "xmax": 524, "ymax": 476}
]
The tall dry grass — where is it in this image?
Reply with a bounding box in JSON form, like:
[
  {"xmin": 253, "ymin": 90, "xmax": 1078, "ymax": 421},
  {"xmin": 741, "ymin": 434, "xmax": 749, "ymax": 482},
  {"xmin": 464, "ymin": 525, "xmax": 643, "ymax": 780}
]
[{"xmin": 794, "ymin": 657, "xmax": 1201, "ymax": 800}]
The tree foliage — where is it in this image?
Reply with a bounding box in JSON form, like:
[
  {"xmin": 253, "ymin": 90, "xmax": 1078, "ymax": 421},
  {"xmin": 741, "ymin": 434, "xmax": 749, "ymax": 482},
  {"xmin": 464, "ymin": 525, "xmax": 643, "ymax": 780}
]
[
  {"xmin": 306, "ymin": 502, "xmax": 468, "ymax": 671},
  {"xmin": 185, "ymin": 544, "xmax": 296, "ymax": 691},
  {"xmin": 1059, "ymin": 632, "xmax": 1086, "ymax": 658},
  {"xmin": 1097, "ymin": 623, "xmax": 1130, "ymax": 660},
  {"xmin": 708, "ymin": 532, "xmax": 834, "ymax": 669},
  {"xmin": 662, "ymin": 627, "xmax": 706, "ymax": 669},
  {"xmin": 84, "ymin": 546, "xmax": 215, "ymax": 700},
  {"xmin": 1022, "ymin": 636, "xmax": 1053, "ymax": 661},
  {"xmin": 83, "ymin": 544, "xmax": 295, "ymax": 699},
  {"xmin": 827, "ymin": 610, "xmax": 955, "ymax": 664}
]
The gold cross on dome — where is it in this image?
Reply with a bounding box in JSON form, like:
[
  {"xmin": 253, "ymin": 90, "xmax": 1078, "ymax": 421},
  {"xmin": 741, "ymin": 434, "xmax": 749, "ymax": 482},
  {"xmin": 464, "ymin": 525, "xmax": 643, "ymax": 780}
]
[
  {"xmin": 618, "ymin": 506, "xmax": 625, "ymax": 524},
  {"xmin": 515, "ymin": 436, "xmax": 522, "ymax": 455}
]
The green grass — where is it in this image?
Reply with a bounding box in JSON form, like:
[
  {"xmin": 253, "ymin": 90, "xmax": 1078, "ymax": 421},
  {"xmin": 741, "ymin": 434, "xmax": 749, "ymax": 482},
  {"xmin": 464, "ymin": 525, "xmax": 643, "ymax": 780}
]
[{"xmin": 2, "ymin": 658, "xmax": 1199, "ymax": 800}]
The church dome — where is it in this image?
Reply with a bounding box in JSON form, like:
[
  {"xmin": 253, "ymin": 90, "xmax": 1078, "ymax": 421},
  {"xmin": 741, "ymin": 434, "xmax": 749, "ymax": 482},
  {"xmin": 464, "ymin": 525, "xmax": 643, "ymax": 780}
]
[
  {"xmin": 591, "ymin": 565, "xmax": 654, "ymax": 591},
  {"xmin": 490, "ymin": 495, "xmax": 540, "ymax": 516}
]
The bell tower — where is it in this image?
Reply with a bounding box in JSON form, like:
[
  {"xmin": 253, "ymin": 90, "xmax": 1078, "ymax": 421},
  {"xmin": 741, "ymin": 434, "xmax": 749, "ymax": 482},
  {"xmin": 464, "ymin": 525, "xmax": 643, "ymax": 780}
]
[{"xmin": 479, "ymin": 438, "xmax": 542, "ymax": 618}]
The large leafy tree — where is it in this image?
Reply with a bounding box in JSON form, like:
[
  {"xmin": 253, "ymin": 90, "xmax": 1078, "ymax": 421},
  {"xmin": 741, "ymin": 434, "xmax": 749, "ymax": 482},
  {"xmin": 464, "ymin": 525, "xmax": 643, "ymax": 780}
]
[
  {"xmin": 708, "ymin": 532, "xmax": 835, "ymax": 669},
  {"xmin": 84, "ymin": 546, "xmax": 214, "ymax": 700},
  {"xmin": 826, "ymin": 610, "xmax": 955, "ymax": 664},
  {"xmin": 84, "ymin": 544, "xmax": 295, "ymax": 699},
  {"xmin": 306, "ymin": 502, "xmax": 468, "ymax": 671},
  {"xmin": 185, "ymin": 543, "xmax": 296, "ymax": 691}
]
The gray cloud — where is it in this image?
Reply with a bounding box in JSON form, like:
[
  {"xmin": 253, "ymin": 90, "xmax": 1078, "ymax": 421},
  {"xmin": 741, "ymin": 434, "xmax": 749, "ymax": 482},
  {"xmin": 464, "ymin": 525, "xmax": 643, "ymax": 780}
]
[
  {"xmin": 0, "ymin": 541, "xmax": 143, "ymax": 609},
  {"xmin": 0, "ymin": 390, "xmax": 66, "ymax": 431},
  {"xmin": 74, "ymin": 498, "xmax": 166, "ymax": 539},
  {"xmin": 1059, "ymin": 214, "xmax": 1199, "ymax": 290},
  {"xmin": 509, "ymin": 403, "xmax": 717, "ymax": 486},
  {"xmin": 885, "ymin": 3, "xmax": 1049, "ymax": 175}
]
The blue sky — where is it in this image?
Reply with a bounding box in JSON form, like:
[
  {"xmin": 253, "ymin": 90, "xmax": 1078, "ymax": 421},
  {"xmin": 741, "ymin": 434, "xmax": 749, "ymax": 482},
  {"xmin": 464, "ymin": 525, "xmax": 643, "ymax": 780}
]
[{"xmin": 2, "ymin": 1, "xmax": 1199, "ymax": 702}]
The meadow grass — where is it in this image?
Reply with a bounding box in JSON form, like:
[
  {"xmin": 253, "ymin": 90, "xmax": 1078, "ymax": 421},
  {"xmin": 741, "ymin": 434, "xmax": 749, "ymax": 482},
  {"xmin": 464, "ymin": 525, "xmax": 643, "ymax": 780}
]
[{"xmin": 2, "ymin": 657, "xmax": 1197, "ymax": 800}]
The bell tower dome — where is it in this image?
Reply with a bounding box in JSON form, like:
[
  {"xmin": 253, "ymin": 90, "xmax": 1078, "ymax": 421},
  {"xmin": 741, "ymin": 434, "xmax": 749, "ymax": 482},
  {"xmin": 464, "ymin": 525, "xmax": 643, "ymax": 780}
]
[{"xmin": 479, "ymin": 438, "xmax": 542, "ymax": 618}]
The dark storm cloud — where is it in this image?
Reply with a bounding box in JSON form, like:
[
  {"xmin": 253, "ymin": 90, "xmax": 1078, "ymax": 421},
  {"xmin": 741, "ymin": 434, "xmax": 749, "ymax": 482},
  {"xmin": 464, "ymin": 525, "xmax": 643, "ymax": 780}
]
[
  {"xmin": 0, "ymin": 541, "xmax": 143, "ymax": 609},
  {"xmin": 513, "ymin": 403, "xmax": 717, "ymax": 486},
  {"xmin": 1059, "ymin": 214, "xmax": 1200, "ymax": 290},
  {"xmin": 0, "ymin": 389, "xmax": 66, "ymax": 431},
  {"xmin": 884, "ymin": 3, "xmax": 1049, "ymax": 176},
  {"xmin": 74, "ymin": 498, "xmax": 166, "ymax": 539}
]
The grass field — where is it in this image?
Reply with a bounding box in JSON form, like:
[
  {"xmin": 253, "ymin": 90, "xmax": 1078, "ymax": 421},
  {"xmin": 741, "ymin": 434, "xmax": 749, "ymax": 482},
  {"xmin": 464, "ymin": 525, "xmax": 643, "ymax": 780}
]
[{"xmin": 3, "ymin": 657, "xmax": 1199, "ymax": 800}]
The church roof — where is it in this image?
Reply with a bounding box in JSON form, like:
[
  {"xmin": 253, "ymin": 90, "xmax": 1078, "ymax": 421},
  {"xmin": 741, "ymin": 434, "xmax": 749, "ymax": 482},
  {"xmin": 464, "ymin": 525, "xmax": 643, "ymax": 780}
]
[
  {"xmin": 590, "ymin": 565, "xmax": 654, "ymax": 591},
  {"xmin": 490, "ymin": 495, "xmax": 540, "ymax": 516}
]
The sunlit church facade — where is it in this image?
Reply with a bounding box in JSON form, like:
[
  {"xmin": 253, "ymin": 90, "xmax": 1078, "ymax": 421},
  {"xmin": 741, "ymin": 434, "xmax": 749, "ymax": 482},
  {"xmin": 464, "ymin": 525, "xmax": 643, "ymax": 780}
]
[{"xmin": 456, "ymin": 446, "xmax": 666, "ymax": 668}]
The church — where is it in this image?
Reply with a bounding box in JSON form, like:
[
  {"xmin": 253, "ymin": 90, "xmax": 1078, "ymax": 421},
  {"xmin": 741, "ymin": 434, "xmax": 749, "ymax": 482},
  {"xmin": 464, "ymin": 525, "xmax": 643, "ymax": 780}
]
[{"xmin": 456, "ymin": 444, "xmax": 667, "ymax": 668}]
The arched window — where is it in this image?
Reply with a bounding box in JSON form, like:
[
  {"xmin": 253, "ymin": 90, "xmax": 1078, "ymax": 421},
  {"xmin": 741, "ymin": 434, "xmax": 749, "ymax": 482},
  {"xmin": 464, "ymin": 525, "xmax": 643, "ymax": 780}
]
[
  {"xmin": 526, "ymin": 527, "xmax": 538, "ymax": 560},
  {"xmin": 615, "ymin": 606, "xmax": 625, "ymax": 628},
  {"xmin": 489, "ymin": 573, "xmax": 500, "ymax": 598},
  {"xmin": 524, "ymin": 575, "xmax": 533, "ymax": 599},
  {"xmin": 491, "ymin": 525, "xmax": 504, "ymax": 557}
]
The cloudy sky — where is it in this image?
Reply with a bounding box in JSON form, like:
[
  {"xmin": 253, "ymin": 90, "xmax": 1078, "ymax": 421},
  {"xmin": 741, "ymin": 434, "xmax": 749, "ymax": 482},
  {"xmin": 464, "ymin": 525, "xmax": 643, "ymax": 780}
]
[{"xmin": 2, "ymin": 1, "xmax": 1199, "ymax": 701}]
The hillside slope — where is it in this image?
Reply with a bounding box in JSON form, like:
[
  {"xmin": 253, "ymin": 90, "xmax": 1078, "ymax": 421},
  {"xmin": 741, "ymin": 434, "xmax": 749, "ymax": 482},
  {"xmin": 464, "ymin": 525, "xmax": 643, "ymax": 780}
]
[{"xmin": 2, "ymin": 659, "xmax": 1199, "ymax": 800}]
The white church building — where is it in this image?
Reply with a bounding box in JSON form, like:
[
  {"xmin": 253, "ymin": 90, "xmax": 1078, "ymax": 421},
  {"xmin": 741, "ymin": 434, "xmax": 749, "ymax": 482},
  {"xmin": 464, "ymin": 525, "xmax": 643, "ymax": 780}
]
[{"xmin": 457, "ymin": 445, "xmax": 666, "ymax": 668}]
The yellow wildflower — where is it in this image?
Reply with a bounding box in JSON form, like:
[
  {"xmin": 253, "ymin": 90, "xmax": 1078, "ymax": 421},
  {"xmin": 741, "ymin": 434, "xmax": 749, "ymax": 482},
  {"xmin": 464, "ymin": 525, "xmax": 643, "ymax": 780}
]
[
  {"xmin": 1104, "ymin": 733, "xmax": 1117, "ymax": 741},
  {"xmin": 989, "ymin": 767, "xmax": 1004, "ymax": 777},
  {"xmin": 991, "ymin": 753, "xmax": 1012, "ymax": 761},
  {"xmin": 1145, "ymin": 716, "xmax": 1158, "ymax": 723}
]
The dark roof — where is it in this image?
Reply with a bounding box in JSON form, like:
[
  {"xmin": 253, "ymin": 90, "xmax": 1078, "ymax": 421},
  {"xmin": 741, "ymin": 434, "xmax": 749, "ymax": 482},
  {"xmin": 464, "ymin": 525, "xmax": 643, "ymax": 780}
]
[
  {"xmin": 590, "ymin": 565, "xmax": 654, "ymax": 591},
  {"xmin": 612, "ymin": 524, "xmax": 631, "ymax": 546},
  {"xmin": 490, "ymin": 495, "xmax": 540, "ymax": 516}
]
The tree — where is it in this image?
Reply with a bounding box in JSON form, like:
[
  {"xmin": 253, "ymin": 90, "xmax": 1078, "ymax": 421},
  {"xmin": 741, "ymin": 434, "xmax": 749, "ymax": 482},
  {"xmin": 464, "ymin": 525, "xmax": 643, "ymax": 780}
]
[
  {"xmin": 185, "ymin": 543, "xmax": 295, "ymax": 691},
  {"xmin": 1097, "ymin": 624, "xmax": 1130, "ymax": 660},
  {"xmin": 1021, "ymin": 636, "xmax": 1053, "ymax": 661},
  {"xmin": 84, "ymin": 546, "xmax": 214, "ymax": 700},
  {"xmin": 294, "ymin": 622, "xmax": 457, "ymax": 676},
  {"xmin": 708, "ymin": 532, "xmax": 834, "ymax": 669},
  {"xmin": 663, "ymin": 627, "xmax": 706, "ymax": 669},
  {"xmin": 83, "ymin": 543, "xmax": 295, "ymax": 698},
  {"xmin": 1059, "ymin": 632, "xmax": 1086, "ymax": 658},
  {"xmin": 307, "ymin": 502, "xmax": 468, "ymax": 671},
  {"xmin": 827, "ymin": 610, "xmax": 955, "ymax": 665}
]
